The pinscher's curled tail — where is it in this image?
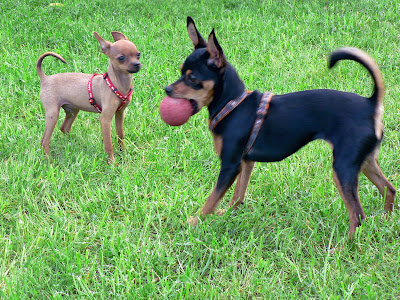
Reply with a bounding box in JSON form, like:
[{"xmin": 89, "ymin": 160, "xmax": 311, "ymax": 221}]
[
  {"xmin": 329, "ymin": 47, "xmax": 384, "ymax": 139},
  {"xmin": 328, "ymin": 47, "xmax": 384, "ymax": 107}
]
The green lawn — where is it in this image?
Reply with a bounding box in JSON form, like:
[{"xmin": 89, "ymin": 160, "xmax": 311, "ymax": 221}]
[{"xmin": 1, "ymin": 0, "xmax": 399, "ymax": 298}]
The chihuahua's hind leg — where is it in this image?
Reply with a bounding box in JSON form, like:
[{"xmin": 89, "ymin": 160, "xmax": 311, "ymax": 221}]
[
  {"xmin": 41, "ymin": 104, "xmax": 60, "ymax": 157},
  {"xmin": 60, "ymin": 105, "xmax": 80, "ymax": 133}
]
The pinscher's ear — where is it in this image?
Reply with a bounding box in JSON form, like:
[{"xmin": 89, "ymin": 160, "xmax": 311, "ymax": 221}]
[
  {"xmin": 187, "ymin": 16, "xmax": 207, "ymax": 49},
  {"xmin": 206, "ymin": 29, "xmax": 226, "ymax": 68}
]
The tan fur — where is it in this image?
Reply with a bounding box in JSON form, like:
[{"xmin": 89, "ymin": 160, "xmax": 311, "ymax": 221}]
[
  {"xmin": 191, "ymin": 160, "xmax": 256, "ymax": 222},
  {"xmin": 332, "ymin": 169, "xmax": 366, "ymax": 237},
  {"xmin": 361, "ymin": 150, "xmax": 396, "ymax": 212},
  {"xmin": 187, "ymin": 24, "xmax": 201, "ymax": 47},
  {"xmin": 228, "ymin": 160, "xmax": 255, "ymax": 209},
  {"xmin": 206, "ymin": 30, "xmax": 226, "ymax": 68},
  {"xmin": 37, "ymin": 31, "xmax": 141, "ymax": 163},
  {"xmin": 169, "ymin": 79, "xmax": 214, "ymax": 110},
  {"xmin": 212, "ymin": 133, "xmax": 223, "ymax": 156}
]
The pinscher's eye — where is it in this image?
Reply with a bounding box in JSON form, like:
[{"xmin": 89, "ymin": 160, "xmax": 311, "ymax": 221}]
[
  {"xmin": 188, "ymin": 73, "xmax": 199, "ymax": 84},
  {"xmin": 117, "ymin": 55, "xmax": 125, "ymax": 62},
  {"xmin": 137, "ymin": 52, "xmax": 141, "ymax": 59}
]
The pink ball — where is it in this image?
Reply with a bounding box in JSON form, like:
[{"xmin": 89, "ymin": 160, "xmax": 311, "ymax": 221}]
[{"xmin": 159, "ymin": 96, "xmax": 193, "ymax": 126}]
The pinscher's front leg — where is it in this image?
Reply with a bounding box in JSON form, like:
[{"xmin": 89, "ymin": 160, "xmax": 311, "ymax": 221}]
[
  {"xmin": 216, "ymin": 160, "xmax": 255, "ymax": 216},
  {"xmin": 188, "ymin": 162, "xmax": 241, "ymax": 226},
  {"xmin": 228, "ymin": 160, "xmax": 255, "ymax": 209}
]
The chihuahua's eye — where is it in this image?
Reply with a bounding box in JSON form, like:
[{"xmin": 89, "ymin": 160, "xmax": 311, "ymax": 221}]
[
  {"xmin": 137, "ymin": 52, "xmax": 141, "ymax": 59},
  {"xmin": 117, "ymin": 55, "xmax": 125, "ymax": 62}
]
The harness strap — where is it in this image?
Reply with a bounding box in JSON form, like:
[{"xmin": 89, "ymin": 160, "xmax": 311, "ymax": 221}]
[
  {"xmin": 208, "ymin": 90, "xmax": 273, "ymax": 155},
  {"xmin": 88, "ymin": 73, "xmax": 102, "ymax": 113},
  {"xmin": 209, "ymin": 90, "xmax": 250, "ymax": 131},
  {"xmin": 103, "ymin": 73, "xmax": 133, "ymax": 111},
  {"xmin": 87, "ymin": 72, "xmax": 133, "ymax": 113},
  {"xmin": 244, "ymin": 92, "xmax": 273, "ymax": 154}
]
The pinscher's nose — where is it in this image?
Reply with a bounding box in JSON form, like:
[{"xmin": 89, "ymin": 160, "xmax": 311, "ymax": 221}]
[{"xmin": 165, "ymin": 85, "xmax": 173, "ymax": 95}]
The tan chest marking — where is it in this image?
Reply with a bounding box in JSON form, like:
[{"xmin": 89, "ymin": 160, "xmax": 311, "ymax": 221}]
[{"xmin": 212, "ymin": 133, "xmax": 223, "ymax": 157}]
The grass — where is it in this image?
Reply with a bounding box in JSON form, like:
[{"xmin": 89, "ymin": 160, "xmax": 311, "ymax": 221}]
[{"xmin": 1, "ymin": 0, "xmax": 400, "ymax": 298}]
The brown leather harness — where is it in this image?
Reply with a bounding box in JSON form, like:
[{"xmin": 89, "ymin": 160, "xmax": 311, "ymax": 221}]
[{"xmin": 209, "ymin": 91, "xmax": 273, "ymax": 155}]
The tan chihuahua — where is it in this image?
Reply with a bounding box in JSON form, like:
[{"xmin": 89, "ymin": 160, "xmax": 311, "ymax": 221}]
[{"xmin": 36, "ymin": 31, "xmax": 141, "ymax": 163}]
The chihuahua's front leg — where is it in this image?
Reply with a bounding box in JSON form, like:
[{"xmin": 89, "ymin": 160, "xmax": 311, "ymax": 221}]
[
  {"xmin": 100, "ymin": 110, "xmax": 115, "ymax": 163},
  {"xmin": 188, "ymin": 158, "xmax": 242, "ymax": 226},
  {"xmin": 115, "ymin": 108, "xmax": 126, "ymax": 152}
]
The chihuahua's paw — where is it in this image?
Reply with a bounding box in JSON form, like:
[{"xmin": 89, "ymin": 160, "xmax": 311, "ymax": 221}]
[
  {"xmin": 187, "ymin": 216, "xmax": 199, "ymax": 227},
  {"xmin": 107, "ymin": 156, "xmax": 116, "ymax": 165},
  {"xmin": 216, "ymin": 208, "xmax": 226, "ymax": 216}
]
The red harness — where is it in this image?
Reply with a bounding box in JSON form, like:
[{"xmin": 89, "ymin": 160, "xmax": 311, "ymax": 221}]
[
  {"xmin": 209, "ymin": 91, "xmax": 273, "ymax": 155},
  {"xmin": 87, "ymin": 72, "xmax": 133, "ymax": 113}
]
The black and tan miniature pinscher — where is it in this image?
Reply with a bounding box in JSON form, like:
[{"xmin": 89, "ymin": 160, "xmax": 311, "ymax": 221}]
[
  {"xmin": 37, "ymin": 31, "xmax": 141, "ymax": 163},
  {"xmin": 165, "ymin": 17, "xmax": 396, "ymax": 237}
]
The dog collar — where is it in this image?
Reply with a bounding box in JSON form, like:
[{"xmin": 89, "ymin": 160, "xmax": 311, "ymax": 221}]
[
  {"xmin": 209, "ymin": 90, "xmax": 250, "ymax": 131},
  {"xmin": 87, "ymin": 72, "xmax": 133, "ymax": 113}
]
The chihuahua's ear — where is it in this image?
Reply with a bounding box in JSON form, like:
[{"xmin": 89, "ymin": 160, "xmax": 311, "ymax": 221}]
[
  {"xmin": 206, "ymin": 29, "xmax": 226, "ymax": 68},
  {"xmin": 94, "ymin": 32, "xmax": 111, "ymax": 55},
  {"xmin": 111, "ymin": 31, "xmax": 128, "ymax": 42},
  {"xmin": 187, "ymin": 16, "xmax": 207, "ymax": 49}
]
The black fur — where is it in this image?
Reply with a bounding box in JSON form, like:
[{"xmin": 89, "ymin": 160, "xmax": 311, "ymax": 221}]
[{"xmin": 164, "ymin": 17, "xmax": 395, "ymax": 236}]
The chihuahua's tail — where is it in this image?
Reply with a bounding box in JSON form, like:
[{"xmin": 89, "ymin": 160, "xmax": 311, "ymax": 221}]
[
  {"xmin": 36, "ymin": 52, "xmax": 67, "ymax": 80},
  {"xmin": 328, "ymin": 47, "xmax": 384, "ymax": 139}
]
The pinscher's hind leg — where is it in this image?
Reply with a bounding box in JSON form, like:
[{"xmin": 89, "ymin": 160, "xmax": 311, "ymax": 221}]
[
  {"xmin": 332, "ymin": 148, "xmax": 366, "ymax": 237},
  {"xmin": 361, "ymin": 150, "xmax": 396, "ymax": 212}
]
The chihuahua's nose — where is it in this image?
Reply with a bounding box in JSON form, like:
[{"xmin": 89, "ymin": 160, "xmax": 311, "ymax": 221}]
[
  {"xmin": 165, "ymin": 85, "xmax": 173, "ymax": 95},
  {"xmin": 128, "ymin": 62, "xmax": 142, "ymax": 73}
]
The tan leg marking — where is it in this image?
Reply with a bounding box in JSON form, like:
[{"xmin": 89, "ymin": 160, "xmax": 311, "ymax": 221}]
[
  {"xmin": 361, "ymin": 151, "xmax": 396, "ymax": 212},
  {"xmin": 332, "ymin": 169, "xmax": 366, "ymax": 238}
]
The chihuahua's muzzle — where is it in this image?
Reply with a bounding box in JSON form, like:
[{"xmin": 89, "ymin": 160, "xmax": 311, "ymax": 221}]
[{"xmin": 129, "ymin": 62, "xmax": 141, "ymax": 73}]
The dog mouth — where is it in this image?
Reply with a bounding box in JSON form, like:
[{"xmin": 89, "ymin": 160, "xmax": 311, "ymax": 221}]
[
  {"xmin": 164, "ymin": 86, "xmax": 199, "ymax": 115},
  {"xmin": 189, "ymin": 99, "xmax": 199, "ymax": 115}
]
